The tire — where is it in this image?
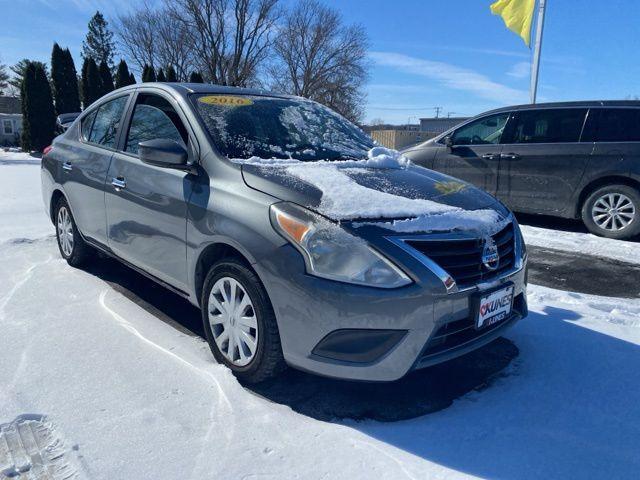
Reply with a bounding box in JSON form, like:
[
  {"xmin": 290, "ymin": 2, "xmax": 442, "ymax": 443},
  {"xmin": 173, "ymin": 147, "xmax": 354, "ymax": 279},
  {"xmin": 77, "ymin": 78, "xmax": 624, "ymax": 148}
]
[
  {"xmin": 201, "ymin": 258, "xmax": 286, "ymax": 383},
  {"xmin": 581, "ymin": 184, "xmax": 640, "ymax": 240},
  {"xmin": 54, "ymin": 197, "xmax": 93, "ymax": 267}
]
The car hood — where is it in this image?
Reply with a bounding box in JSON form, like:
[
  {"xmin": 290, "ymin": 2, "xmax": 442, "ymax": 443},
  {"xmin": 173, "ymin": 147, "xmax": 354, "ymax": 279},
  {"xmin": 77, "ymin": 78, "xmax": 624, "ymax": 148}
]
[{"xmin": 241, "ymin": 161, "xmax": 508, "ymax": 227}]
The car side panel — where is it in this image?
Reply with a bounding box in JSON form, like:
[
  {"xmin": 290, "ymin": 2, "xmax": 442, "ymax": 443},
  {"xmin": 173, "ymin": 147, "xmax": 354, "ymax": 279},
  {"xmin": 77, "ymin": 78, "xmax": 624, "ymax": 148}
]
[
  {"xmin": 105, "ymin": 151, "xmax": 191, "ymax": 291},
  {"xmin": 496, "ymin": 142, "xmax": 593, "ymax": 217},
  {"xmin": 51, "ymin": 126, "xmax": 113, "ymax": 244},
  {"xmin": 433, "ymin": 144, "xmax": 503, "ymax": 195}
]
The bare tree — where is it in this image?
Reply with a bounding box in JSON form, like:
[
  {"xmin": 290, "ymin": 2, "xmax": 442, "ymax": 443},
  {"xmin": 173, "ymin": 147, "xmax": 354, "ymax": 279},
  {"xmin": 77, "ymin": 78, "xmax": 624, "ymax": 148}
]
[
  {"xmin": 270, "ymin": 0, "xmax": 369, "ymax": 122},
  {"xmin": 166, "ymin": 0, "xmax": 281, "ymax": 87},
  {"xmin": 114, "ymin": 3, "xmax": 157, "ymax": 72},
  {"xmin": 115, "ymin": 3, "xmax": 197, "ymax": 81}
]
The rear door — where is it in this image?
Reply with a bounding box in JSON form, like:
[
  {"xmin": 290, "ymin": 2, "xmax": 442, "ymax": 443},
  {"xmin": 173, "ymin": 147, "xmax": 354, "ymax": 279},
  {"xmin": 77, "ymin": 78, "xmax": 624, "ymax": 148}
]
[
  {"xmin": 496, "ymin": 107, "xmax": 592, "ymax": 215},
  {"xmin": 582, "ymin": 107, "xmax": 640, "ymax": 180},
  {"xmin": 105, "ymin": 90, "xmax": 197, "ymax": 291},
  {"xmin": 433, "ymin": 112, "xmax": 510, "ymax": 194},
  {"xmin": 61, "ymin": 95, "xmax": 130, "ymax": 245}
]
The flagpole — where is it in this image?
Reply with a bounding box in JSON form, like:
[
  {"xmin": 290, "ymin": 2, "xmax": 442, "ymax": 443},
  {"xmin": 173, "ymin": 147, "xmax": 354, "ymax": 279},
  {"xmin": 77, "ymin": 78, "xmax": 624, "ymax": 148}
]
[{"xmin": 530, "ymin": 0, "xmax": 547, "ymax": 103}]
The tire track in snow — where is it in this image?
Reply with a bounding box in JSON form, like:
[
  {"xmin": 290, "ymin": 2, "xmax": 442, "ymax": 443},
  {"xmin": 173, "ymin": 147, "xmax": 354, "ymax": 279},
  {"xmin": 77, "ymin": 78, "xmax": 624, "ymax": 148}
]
[
  {"xmin": 98, "ymin": 289, "xmax": 238, "ymax": 480},
  {"xmin": 97, "ymin": 289, "xmax": 233, "ymax": 409}
]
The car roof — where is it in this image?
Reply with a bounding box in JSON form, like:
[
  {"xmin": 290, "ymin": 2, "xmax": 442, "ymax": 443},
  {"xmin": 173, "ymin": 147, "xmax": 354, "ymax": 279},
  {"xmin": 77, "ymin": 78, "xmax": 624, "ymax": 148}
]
[
  {"xmin": 110, "ymin": 82, "xmax": 297, "ymax": 101},
  {"xmin": 482, "ymin": 100, "xmax": 640, "ymax": 116}
]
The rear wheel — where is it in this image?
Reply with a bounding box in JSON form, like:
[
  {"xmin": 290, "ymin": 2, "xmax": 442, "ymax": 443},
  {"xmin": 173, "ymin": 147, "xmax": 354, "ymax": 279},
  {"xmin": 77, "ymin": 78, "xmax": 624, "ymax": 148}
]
[
  {"xmin": 201, "ymin": 259, "xmax": 286, "ymax": 383},
  {"xmin": 54, "ymin": 197, "xmax": 93, "ymax": 266},
  {"xmin": 581, "ymin": 184, "xmax": 640, "ymax": 239}
]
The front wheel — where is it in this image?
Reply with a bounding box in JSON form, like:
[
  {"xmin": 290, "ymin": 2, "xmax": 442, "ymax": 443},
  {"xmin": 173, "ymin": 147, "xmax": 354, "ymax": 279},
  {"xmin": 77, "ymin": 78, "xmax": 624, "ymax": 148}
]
[
  {"xmin": 581, "ymin": 184, "xmax": 640, "ymax": 239},
  {"xmin": 54, "ymin": 197, "xmax": 93, "ymax": 266},
  {"xmin": 201, "ymin": 259, "xmax": 286, "ymax": 383}
]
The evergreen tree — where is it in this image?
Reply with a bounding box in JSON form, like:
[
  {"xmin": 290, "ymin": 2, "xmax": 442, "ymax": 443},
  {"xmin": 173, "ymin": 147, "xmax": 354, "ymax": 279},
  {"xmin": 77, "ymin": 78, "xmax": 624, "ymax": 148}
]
[
  {"xmin": 0, "ymin": 59, "xmax": 8, "ymax": 95},
  {"xmin": 62, "ymin": 48, "xmax": 81, "ymax": 112},
  {"xmin": 51, "ymin": 43, "xmax": 81, "ymax": 114},
  {"xmin": 10, "ymin": 59, "xmax": 48, "ymax": 91},
  {"xmin": 166, "ymin": 65, "xmax": 177, "ymax": 82},
  {"xmin": 156, "ymin": 67, "xmax": 166, "ymax": 82},
  {"xmin": 114, "ymin": 59, "xmax": 134, "ymax": 89},
  {"xmin": 142, "ymin": 64, "xmax": 156, "ymax": 82},
  {"xmin": 189, "ymin": 71, "xmax": 204, "ymax": 83},
  {"xmin": 21, "ymin": 62, "xmax": 56, "ymax": 151},
  {"xmin": 129, "ymin": 73, "xmax": 136, "ymax": 85},
  {"xmin": 98, "ymin": 60, "xmax": 114, "ymax": 96},
  {"xmin": 82, "ymin": 11, "xmax": 116, "ymax": 69},
  {"xmin": 82, "ymin": 57, "xmax": 101, "ymax": 107}
]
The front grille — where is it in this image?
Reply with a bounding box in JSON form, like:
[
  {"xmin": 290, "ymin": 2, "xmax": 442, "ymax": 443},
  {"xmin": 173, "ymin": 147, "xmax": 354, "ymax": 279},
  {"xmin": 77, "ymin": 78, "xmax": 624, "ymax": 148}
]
[
  {"xmin": 418, "ymin": 293, "xmax": 525, "ymax": 361},
  {"xmin": 405, "ymin": 223, "xmax": 515, "ymax": 288}
]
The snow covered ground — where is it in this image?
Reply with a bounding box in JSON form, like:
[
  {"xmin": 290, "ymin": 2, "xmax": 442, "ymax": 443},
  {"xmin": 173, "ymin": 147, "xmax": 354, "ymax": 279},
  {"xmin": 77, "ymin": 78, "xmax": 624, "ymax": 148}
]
[
  {"xmin": 521, "ymin": 224, "xmax": 640, "ymax": 265},
  {"xmin": 1, "ymin": 154, "xmax": 640, "ymax": 479}
]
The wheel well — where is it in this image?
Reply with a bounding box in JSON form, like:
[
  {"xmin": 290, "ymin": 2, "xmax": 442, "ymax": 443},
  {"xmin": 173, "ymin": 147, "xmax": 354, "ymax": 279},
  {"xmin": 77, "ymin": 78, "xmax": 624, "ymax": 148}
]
[
  {"xmin": 578, "ymin": 176, "xmax": 640, "ymax": 213},
  {"xmin": 194, "ymin": 243, "xmax": 253, "ymax": 306},
  {"xmin": 50, "ymin": 189, "xmax": 65, "ymax": 223}
]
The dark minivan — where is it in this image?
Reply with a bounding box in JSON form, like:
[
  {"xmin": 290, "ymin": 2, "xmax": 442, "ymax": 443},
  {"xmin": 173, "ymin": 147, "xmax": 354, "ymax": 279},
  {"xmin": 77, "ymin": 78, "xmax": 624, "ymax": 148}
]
[{"xmin": 404, "ymin": 101, "xmax": 640, "ymax": 239}]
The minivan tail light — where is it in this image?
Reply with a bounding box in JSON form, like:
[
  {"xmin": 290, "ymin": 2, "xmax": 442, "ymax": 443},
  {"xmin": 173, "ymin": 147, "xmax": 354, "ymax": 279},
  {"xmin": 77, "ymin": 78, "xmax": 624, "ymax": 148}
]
[{"xmin": 43, "ymin": 145, "xmax": 53, "ymax": 155}]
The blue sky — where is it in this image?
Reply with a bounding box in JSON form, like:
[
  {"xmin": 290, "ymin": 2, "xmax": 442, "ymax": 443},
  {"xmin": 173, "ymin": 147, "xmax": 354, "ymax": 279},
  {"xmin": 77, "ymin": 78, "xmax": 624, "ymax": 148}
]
[{"xmin": 1, "ymin": 0, "xmax": 639, "ymax": 123}]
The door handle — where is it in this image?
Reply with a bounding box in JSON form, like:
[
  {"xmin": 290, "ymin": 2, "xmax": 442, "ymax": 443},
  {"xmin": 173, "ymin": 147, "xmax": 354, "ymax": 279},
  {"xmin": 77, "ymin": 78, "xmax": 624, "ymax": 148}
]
[
  {"xmin": 481, "ymin": 153, "xmax": 500, "ymax": 160},
  {"xmin": 62, "ymin": 161, "xmax": 72, "ymax": 172},
  {"xmin": 501, "ymin": 153, "xmax": 520, "ymax": 160},
  {"xmin": 111, "ymin": 177, "xmax": 126, "ymax": 190}
]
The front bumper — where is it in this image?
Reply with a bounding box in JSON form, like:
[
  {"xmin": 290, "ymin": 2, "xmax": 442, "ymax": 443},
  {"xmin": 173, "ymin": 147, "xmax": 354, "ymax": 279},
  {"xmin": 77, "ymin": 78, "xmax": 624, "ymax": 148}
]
[{"xmin": 255, "ymin": 244, "xmax": 527, "ymax": 382}]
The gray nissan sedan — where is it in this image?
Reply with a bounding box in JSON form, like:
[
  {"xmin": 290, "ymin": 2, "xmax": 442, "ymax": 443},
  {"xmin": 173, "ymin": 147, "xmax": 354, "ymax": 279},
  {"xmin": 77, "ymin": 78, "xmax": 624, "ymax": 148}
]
[{"xmin": 42, "ymin": 83, "xmax": 527, "ymax": 383}]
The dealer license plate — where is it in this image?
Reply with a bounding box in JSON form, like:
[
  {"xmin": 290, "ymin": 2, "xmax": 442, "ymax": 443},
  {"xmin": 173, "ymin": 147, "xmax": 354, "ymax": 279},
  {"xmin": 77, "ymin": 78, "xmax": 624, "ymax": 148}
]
[{"xmin": 476, "ymin": 285, "xmax": 514, "ymax": 329}]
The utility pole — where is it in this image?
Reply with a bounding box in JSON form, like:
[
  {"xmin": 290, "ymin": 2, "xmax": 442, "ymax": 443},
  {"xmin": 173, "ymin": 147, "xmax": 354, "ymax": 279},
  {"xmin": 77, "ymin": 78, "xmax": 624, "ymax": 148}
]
[
  {"xmin": 433, "ymin": 106, "xmax": 442, "ymax": 118},
  {"xmin": 530, "ymin": 0, "xmax": 547, "ymax": 103},
  {"xmin": 447, "ymin": 112, "xmax": 457, "ymax": 118}
]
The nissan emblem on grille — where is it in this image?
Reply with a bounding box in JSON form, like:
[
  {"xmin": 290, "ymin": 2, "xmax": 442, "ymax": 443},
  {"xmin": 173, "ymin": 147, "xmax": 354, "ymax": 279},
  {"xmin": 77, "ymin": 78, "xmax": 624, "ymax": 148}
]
[{"xmin": 482, "ymin": 237, "xmax": 499, "ymax": 271}]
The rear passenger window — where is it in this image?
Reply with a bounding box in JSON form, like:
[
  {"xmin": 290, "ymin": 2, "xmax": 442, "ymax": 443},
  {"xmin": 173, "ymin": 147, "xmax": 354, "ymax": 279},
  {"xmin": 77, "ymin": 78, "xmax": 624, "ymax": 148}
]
[
  {"xmin": 125, "ymin": 94, "xmax": 188, "ymax": 155},
  {"xmin": 591, "ymin": 108, "xmax": 640, "ymax": 142},
  {"xmin": 81, "ymin": 110, "xmax": 97, "ymax": 141},
  {"xmin": 87, "ymin": 96, "xmax": 128, "ymax": 148},
  {"xmin": 508, "ymin": 109, "xmax": 587, "ymax": 144}
]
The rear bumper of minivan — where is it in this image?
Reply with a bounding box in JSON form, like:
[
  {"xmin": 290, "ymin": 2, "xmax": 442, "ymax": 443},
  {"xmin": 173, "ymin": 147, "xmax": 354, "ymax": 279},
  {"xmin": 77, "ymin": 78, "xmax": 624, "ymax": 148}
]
[{"xmin": 255, "ymin": 244, "xmax": 527, "ymax": 382}]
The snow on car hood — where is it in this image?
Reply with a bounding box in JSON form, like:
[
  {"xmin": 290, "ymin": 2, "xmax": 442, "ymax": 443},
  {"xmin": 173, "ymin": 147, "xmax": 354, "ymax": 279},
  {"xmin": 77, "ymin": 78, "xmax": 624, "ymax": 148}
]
[{"xmin": 236, "ymin": 147, "xmax": 509, "ymax": 234}]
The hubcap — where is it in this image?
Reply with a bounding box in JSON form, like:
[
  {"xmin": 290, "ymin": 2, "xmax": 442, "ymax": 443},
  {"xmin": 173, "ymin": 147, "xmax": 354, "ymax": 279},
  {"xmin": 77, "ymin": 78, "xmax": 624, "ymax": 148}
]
[
  {"xmin": 208, "ymin": 277, "xmax": 258, "ymax": 367},
  {"xmin": 592, "ymin": 193, "xmax": 636, "ymax": 231},
  {"xmin": 57, "ymin": 206, "xmax": 74, "ymax": 257}
]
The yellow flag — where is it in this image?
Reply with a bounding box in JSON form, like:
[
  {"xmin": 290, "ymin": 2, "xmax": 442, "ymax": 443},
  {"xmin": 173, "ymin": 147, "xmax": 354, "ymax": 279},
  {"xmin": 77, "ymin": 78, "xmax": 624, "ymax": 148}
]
[{"xmin": 490, "ymin": 0, "xmax": 536, "ymax": 47}]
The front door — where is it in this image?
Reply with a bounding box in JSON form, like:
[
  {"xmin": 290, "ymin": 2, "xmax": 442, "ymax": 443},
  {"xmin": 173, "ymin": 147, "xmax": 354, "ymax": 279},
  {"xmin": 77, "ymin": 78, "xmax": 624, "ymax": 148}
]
[
  {"xmin": 496, "ymin": 108, "xmax": 591, "ymax": 215},
  {"xmin": 105, "ymin": 92, "xmax": 196, "ymax": 291},
  {"xmin": 433, "ymin": 112, "xmax": 510, "ymax": 195}
]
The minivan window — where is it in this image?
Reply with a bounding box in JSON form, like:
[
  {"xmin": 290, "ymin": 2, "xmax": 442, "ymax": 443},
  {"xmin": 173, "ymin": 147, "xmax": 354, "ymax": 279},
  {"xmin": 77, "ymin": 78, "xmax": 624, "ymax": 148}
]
[
  {"xmin": 125, "ymin": 94, "xmax": 188, "ymax": 154},
  {"xmin": 450, "ymin": 113, "xmax": 509, "ymax": 146},
  {"xmin": 507, "ymin": 108, "xmax": 587, "ymax": 144},
  {"xmin": 192, "ymin": 94, "xmax": 373, "ymax": 161},
  {"xmin": 87, "ymin": 96, "xmax": 128, "ymax": 148},
  {"xmin": 591, "ymin": 108, "xmax": 640, "ymax": 142}
]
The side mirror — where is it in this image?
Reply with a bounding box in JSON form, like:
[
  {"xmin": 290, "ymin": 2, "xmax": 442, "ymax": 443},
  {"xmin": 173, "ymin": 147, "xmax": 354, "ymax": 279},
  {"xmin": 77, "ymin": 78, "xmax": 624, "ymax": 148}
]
[
  {"xmin": 443, "ymin": 136, "xmax": 454, "ymax": 150},
  {"xmin": 138, "ymin": 139, "xmax": 188, "ymax": 168}
]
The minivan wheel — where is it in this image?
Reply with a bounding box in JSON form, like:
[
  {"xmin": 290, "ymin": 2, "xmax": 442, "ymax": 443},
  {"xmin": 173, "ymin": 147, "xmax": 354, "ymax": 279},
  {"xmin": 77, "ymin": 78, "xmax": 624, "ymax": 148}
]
[
  {"xmin": 54, "ymin": 197, "xmax": 92, "ymax": 266},
  {"xmin": 201, "ymin": 259, "xmax": 286, "ymax": 383},
  {"xmin": 581, "ymin": 184, "xmax": 640, "ymax": 239}
]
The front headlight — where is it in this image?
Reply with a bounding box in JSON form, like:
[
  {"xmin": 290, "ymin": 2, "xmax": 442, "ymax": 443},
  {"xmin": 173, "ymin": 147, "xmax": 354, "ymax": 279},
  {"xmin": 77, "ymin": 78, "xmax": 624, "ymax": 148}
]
[{"xmin": 270, "ymin": 202, "xmax": 412, "ymax": 289}]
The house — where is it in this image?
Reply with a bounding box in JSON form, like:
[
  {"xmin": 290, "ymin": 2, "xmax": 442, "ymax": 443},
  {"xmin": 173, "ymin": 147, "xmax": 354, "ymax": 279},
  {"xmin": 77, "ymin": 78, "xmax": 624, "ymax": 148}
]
[{"xmin": 0, "ymin": 97, "xmax": 22, "ymax": 146}]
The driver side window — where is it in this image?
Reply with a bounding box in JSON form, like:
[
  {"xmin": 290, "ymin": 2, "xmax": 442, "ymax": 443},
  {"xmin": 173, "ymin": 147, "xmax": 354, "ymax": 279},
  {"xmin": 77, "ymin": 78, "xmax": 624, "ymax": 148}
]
[
  {"xmin": 451, "ymin": 113, "xmax": 510, "ymax": 146},
  {"xmin": 125, "ymin": 94, "xmax": 188, "ymax": 155}
]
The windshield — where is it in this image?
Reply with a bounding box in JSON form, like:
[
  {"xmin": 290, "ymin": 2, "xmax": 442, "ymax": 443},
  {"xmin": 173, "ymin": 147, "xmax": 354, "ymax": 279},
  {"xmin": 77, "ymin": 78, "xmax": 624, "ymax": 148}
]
[{"xmin": 192, "ymin": 94, "xmax": 374, "ymax": 161}]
